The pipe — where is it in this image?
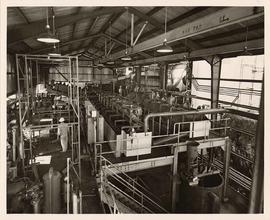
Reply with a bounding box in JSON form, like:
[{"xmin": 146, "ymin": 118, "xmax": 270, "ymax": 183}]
[
  {"xmin": 72, "ymin": 192, "xmax": 78, "ymax": 214},
  {"xmin": 144, "ymin": 108, "xmax": 229, "ymax": 132},
  {"xmin": 131, "ymin": 13, "xmax": 134, "ymax": 46},
  {"xmin": 12, "ymin": 126, "xmax": 17, "ymax": 162},
  {"xmin": 222, "ymin": 137, "xmax": 231, "ymax": 201},
  {"xmin": 249, "ymin": 79, "xmax": 264, "ymax": 213},
  {"xmin": 79, "ymin": 190, "xmax": 83, "ymax": 214}
]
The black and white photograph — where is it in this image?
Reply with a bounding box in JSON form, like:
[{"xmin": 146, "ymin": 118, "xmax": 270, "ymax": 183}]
[{"xmin": 1, "ymin": 0, "xmax": 267, "ymax": 216}]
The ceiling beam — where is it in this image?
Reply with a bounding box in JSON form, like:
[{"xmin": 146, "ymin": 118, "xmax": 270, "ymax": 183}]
[
  {"xmin": 8, "ymin": 7, "xmax": 125, "ymax": 45},
  {"xmin": 114, "ymin": 7, "xmax": 164, "ymax": 40},
  {"xmin": 128, "ymin": 38, "xmax": 263, "ymax": 65},
  {"xmin": 198, "ymin": 22, "xmax": 264, "ymax": 43},
  {"xmin": 69, "ymin": 7, "xmax": 82, "ymax": 51},
  {"xmin": 111, "ymin": 7, "xmax": 210, "ymax": 56},
  {"xmin": 79, "ymin": 12, "xmax": 124, "ymax": 57},
  {"xmin": 14, "ymin": 7, "xmax": 30, "ymax": 24},
  {"xmin": 101, "ymin": 7, "xmax": 263, "ymax": 62},
  {"xmin": 128, "ymin": 7, "xmax": 164, "ymax": 30},
  {"xmin": 76, "ymin": 7, "xmax": 104, "ymax": 51}
]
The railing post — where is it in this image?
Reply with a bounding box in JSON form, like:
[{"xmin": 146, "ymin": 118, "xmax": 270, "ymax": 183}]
[
  {"xmin": 67, "ymin": 158, "xmax": 70, "ymax": 214},
  {"xmin": 223, "ymin": 137, "xmax": 231, "ymax": 201},
  {"xmin": 79, "ymin": 190, "xmax": 82, "ymax": 214}
]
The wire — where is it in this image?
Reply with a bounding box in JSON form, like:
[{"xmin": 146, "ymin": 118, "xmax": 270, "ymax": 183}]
[
  {"xmin": 125, "ymin": 9, "xmax": 128, "ymax": 53},
  {"xmin": 46, "ymin": 7, "xmax": 50, "ymax": 29},
  {"xmin": 164, "ymin": 7, "xmax": 167, "ymax": 41}
]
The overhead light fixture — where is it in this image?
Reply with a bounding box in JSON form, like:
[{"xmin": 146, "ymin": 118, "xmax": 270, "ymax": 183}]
[
  {"xmin": 106, "ymin": 60, "xmax": 115, "ymax": 65},
  {"xmin": 241, "ymin": 26, "xmax": 253, "ymax": 56},
  {"xmin": 157, "ymin": 7, "xmax": 173, "ymax": 53},
  {"xmin": 121, "ymin": 9, "xmax": 132, "ymax": 61},
  {"xmin": 157, "ymin": 40, "xmax": 173, "ymax": 53},
  {"xmin": 121, "ymin": 50, "xmax": 132, "ymax": 61},
  {"xmin": 37, "ymin": 7, "xmax": 60, "ymax": 44},
  {"xmin": 106, "ymin": 22, "xmax": 115, "ymax": 65},
  {"xmin": 48, "ymin": 43, "xmax": 61, "ymax": 56}
]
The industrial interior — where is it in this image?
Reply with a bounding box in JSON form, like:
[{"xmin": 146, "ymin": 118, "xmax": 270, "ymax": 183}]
[{"xmin": 6, "ymin": 6, "xmax": 264, "ymax": 214}]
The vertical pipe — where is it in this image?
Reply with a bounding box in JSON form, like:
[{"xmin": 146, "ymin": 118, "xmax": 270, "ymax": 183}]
[
  {"xmin": 131, "ymin": 13, "xmax": 134, "ymax": 46},
  {"xmin": 171, "ymin": 147, "xmax": 179, "ymax": 212},
  {"xmin": 16, "ymin": 55, "xmax": 25, "ymax": 174},
  {"xmin": 72, "ymin": 192, "xmax": 78, "ymax": 214},
  {"xmin": 79, "ymin": 190, "xmax": 83, "ymax": 214},
  {"xmin": 24, "ymin": 56, "xmax": 30, "ymax": 108},
  {"xmin": 36, "ymin": 60, "xmax": 39, "ymax": 84},
  {"xmin": 222, "ymin": 137, "xmax": 231, "ymax": 201},
  {"xmin": 249, "ymin": 80, "xmax": 264, "ymax": 213},
  {"xmin": 12, "ymin": 126, "xmax": 17, "ymax": 162},
  {"xmin": 67, "ymin": 158, "xmax": 70, "ymax": 214},
  {"xmin": 76, "ymin": 56, "xmax": 81, "ymax": 182}
]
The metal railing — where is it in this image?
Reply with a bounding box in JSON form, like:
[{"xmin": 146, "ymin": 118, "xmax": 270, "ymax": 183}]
[
  {"xmin": 99, "ymin": 156, "xmax": 169, "ymax": 213},
  {"xmin": 173, "ymin": 117, "xmax": 230, "ymax": 139},
  {"xmin": 66, "ymin": 157, "xmax": 82, "ymax": 214}
]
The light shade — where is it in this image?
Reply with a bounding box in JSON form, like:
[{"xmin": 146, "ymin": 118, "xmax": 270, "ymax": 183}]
[
  {"xmin": 48, "ymin": 52, "xmax": 61, "ymax": 56},
  {"xmin": 37, "ymin": 31, "xmax": 60, "ymax": 43},
  {"xmin": 106, "ymin": 60, "xmax": 115, "ymax": 65},
  {"xmin": 121, "ymin": 55, "xmax": 132, "ymax": 61},
  {"xmin": 157, "ymin": 41, "xmax": 173, "ymax": 53}
]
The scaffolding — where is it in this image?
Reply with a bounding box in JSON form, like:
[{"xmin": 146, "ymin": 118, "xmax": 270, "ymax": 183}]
[{"xmin": 16, "ymin": 54, "xmax": 81, "ymax": 180}]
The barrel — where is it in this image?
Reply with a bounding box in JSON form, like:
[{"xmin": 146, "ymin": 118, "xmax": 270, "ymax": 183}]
[
  {"xmin": 43, "ymin": 167, "xmax": 62, "ymax": 213},
  {"xmin": 179, "ymin": 173, "xmax": 223, "ymax": 213},
  {"xmin": 197, "ymin": 173, "xmax": 224, "ymax": 213}
]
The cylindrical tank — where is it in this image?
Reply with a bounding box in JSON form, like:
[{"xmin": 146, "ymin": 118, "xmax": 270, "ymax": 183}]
[
  {"xmin": 179, "ymin": 173, "xmax": 223, "ymax": 213},
  {"xmin": 197, "ymin": 173, "xmax": 224, "ymax": 213},
  {"xmin": 43, "ymin": 167, "xmax": 62, "ymax": 213}
]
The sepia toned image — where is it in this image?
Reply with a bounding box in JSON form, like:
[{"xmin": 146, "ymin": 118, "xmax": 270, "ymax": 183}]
[{"xmin": 5, "ymin": 5, "xmax": 264, "ymax": 214}]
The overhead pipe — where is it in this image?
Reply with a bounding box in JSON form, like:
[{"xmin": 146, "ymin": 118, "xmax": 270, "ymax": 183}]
[{"xmin": 144, "ymin": 108, "xmax": 229, "ymax": 132}]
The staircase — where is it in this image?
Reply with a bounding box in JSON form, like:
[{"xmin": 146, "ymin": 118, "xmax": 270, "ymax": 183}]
[{"xmin": 98, "ymin": 156, "xmax": 169, "ymax": 214}]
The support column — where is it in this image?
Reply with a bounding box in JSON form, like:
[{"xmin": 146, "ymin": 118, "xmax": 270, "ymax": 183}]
[
  {"xmin": 160, "ymin": 62, "xmax": 168, "ymax": 90},
  {"xmin": 171, "ymin": 147, "xmax": 179, "ymax": 212},
  {"xmin": 222, "ymin": 137, "xmax": 231, "ymax": 201},
  {"xmin": 249, "ymin": 79, "xmax": 264, "ymax": 213},
  {"xmin": 135, "ymin": 65, "xmax": 142, "ymax": 86},
  {"xmin": 210, "ymin": 56, "xmax": 222, "ymax": 109}
]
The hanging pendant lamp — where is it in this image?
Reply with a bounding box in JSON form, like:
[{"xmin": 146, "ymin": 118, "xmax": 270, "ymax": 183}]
[
  {"xmin": 48, "ymin": 43, "xmax": 61, "ymax": 56},
  {"xmin": 37, "ymin": 7, "xmax": 60, "ymax": 44},
  {"xmin": 157, "ymin": 7, "xmax": 173, "ymax": 53},
  {"xmin": 106, "ymin": 22, "xmax": 115, "ymax": 65},
  {"xmin": 121, "ymin": 9, "xmax": 132, "ymax": 61}
]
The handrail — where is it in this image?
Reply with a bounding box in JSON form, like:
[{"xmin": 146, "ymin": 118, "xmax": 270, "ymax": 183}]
[
  {"xmin": 100, "ymin": 157, "xmax": 168, "ymax": 213},
  {"xmin": 100, "ymin": 155, "xmax": 166, "ymax": 209},
  {"xmin": 144, "ymin": 108, "xmax": 229, "ymax": 132},
  {"xmin": 106, "ymin": 181, "xmax": 121, "ymax": 214},
  {"xmin": 102, "ymin": 167, "xmax": 166, "ymax": 213},
  {"xmin": 104, "ymin": 180, "xmax": 153, "ymax": 213}
]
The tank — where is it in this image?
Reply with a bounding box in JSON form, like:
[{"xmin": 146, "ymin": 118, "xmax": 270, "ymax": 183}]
[
  {"xmin": 179, "ymin": 173, "xmax": 224, "ymax": 213},
  {"xmin": 43, "ymin": 167, "xmax": 62, "ymax": 213},
  {"xmin": 197, "ymin": 173, "xmax": 224, "ymax": 213}
]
